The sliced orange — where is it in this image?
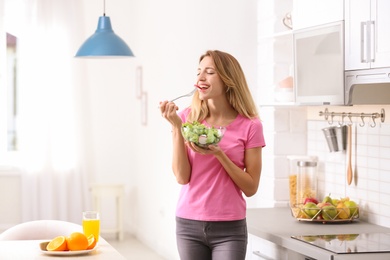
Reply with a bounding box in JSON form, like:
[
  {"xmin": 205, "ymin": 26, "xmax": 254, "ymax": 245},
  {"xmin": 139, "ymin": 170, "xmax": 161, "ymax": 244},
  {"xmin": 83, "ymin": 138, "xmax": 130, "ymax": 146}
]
[
  {"xmin": 86, "ymin": 234, "xmax": 97, "ymax": 249},
  {"xmin": 67, "ymin": 232, "xmax": 89, "ymax": 251},
  {"xmin": 46, "ymin": 236, "xmax": 68, "ymax": 251}
]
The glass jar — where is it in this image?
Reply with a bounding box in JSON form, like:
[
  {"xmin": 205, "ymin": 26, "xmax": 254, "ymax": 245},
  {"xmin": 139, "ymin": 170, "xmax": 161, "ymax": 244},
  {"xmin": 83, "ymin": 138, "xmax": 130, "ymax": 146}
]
[
  {"xmin": 288, "ymin": 156, "xmax": 317, "ymax": 207},
  {"xmin": 296, "ymin": 160, "xmax": 317, "ymax": 205}
]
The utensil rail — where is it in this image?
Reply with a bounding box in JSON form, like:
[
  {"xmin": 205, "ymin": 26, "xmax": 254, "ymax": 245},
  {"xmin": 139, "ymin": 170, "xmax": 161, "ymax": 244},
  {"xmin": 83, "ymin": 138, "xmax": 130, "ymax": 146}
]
[{"xmin": 319, "ymin": 108, "xmax": 385, "ymax": 127}]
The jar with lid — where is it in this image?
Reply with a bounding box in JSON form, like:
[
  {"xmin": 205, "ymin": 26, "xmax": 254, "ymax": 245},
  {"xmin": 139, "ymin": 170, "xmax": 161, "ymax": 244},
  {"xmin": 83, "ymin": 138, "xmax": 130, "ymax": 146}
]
[
  {"xmin": 296, "ymin": 160, "xmax": 317, "ymax": 205},
  {"xmin": 288, "ymin": 156, "xmax": 317, "ymax": 207}
]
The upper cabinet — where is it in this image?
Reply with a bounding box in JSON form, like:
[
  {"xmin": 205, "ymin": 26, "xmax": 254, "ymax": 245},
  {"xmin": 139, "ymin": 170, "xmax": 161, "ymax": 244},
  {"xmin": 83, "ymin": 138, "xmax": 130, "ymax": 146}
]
[
  {"xmin": 258, "ymin": 0, "xmax": 390, "ymax": 106},
  {"xmin": 345, "ymin": 0, "xmax": 390, "ymax": 70},
  {"xmin": 293, "ymin": 0, "xmax": 343, "ymax": 30},
  {"xmin": 294, "ymin": 22, "xmax": 344, "ymax": 105},
  {"xmin": 292, "ymin": 0, "xmax": 345, "ymax": 105}
]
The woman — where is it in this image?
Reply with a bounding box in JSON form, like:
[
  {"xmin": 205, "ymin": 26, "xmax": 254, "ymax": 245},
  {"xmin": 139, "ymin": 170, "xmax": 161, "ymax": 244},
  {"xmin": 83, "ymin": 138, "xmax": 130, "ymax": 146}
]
[{"xmin": 159, "ymin": 50, "xmax": 265, "ymax": 260}]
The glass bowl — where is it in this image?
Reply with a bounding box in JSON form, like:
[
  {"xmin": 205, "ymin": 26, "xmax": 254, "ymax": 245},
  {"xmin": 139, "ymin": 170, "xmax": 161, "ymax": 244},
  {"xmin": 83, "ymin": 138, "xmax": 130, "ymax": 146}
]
[{"xmin": 181, "ymin": 122, "xmax": 226, "ymax": 148}]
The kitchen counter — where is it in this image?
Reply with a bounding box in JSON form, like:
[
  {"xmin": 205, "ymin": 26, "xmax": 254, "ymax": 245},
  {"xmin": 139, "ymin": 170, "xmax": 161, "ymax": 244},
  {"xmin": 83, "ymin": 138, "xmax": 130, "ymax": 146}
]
[{"xmin": 247, "ymin": 207, "xmax": 390, "ymax": 260}]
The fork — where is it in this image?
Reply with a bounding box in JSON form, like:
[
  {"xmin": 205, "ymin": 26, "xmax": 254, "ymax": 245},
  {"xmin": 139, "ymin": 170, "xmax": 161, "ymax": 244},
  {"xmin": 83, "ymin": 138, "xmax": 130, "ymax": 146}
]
[
  {"xmin": 169, "ymin": 88, "xmax": 197, "ymax": 102},
  {"xmin": 158, "ymin": 86, "xmax": 198, "ymax": 109}
]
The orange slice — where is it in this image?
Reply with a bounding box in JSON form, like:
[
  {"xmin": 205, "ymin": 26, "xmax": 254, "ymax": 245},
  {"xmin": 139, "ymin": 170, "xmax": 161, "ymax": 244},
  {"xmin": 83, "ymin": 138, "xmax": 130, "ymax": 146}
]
[
  {"xmin": 46, "ymin": 236, "xmax": 68, "ymax": 251},
  {"xmin": 86, "ymin": 234, "xmax": 97, "ymax": 249},
  {"xmin": 67, "ymin": 232, "xmax": 88, "ymax": 251}
]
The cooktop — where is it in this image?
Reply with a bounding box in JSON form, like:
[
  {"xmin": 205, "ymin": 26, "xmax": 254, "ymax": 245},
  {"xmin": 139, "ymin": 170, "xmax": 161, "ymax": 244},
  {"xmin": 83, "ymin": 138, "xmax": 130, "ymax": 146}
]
[{"xmin": 291, "ymin": 233, "xmax": 390, "ymax": 254}]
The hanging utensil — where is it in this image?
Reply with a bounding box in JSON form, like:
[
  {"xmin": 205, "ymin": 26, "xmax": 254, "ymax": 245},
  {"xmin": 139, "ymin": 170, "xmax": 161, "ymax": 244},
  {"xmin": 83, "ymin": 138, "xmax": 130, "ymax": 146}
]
[
  {"xmin": 354, "ymin": 123, "xmax": 358, "ymax": 185},
  {"xmin": 346, "ymin": 124, "xmax": 353, "ymax": 185}
]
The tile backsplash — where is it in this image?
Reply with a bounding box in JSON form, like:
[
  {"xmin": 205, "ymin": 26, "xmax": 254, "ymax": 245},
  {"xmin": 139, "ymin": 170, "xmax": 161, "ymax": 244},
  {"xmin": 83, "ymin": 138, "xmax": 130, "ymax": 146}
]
[{"xmin": 307, "ymin": 120, "xmax": 390, "ymax": 228}]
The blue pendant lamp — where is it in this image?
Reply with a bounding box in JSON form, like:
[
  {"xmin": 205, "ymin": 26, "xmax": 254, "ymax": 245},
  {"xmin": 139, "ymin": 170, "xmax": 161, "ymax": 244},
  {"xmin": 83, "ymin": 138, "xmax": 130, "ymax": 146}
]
[{"xmin": 75, "ymin": 1, "xmax": 134, "ymax": 58}]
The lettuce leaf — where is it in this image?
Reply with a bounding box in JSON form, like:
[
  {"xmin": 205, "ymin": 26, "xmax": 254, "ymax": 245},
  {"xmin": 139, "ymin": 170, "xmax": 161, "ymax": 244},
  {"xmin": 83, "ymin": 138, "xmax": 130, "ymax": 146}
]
[{"xmin": 181, "ymin": 121, "xmax": 223, "ymax": 147}]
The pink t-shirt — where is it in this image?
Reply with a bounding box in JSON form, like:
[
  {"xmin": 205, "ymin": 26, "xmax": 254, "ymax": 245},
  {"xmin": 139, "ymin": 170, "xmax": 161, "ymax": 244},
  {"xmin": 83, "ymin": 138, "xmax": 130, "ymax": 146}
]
[{"xmin": 176, "ymin": 108, "xmax": 266, "ymax": 221}]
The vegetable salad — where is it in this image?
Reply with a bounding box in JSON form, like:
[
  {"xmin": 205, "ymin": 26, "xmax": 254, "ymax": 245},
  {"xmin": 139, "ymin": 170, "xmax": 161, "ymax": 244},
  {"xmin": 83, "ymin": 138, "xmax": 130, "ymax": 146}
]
[{"xmin": 181, "ymin": 121, "xmax": 224, "ymax": 147}]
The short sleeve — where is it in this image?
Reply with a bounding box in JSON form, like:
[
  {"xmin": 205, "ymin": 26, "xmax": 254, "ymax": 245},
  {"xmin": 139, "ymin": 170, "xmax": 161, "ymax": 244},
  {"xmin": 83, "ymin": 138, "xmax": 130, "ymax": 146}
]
[{"xmin": 246, "ymin": 119, "xmax": 266, "ymax": 149}]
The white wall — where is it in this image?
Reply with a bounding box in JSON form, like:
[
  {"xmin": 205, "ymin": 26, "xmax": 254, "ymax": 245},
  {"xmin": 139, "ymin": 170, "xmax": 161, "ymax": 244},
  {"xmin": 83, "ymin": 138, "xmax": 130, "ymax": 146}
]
[{"xmin": 80, "ymin": 0, "xmax": 258, "ymax": 259}]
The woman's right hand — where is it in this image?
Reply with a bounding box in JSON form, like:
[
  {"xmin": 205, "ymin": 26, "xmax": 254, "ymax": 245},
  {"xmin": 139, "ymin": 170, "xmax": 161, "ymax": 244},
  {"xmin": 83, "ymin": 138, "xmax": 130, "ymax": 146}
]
[
  {"xmin": 159, "ymin": 101, "xmax": 182, "ymax": 127},
  {"xmin": 160, "ymin": 101, "xmax": 191, "ymax": 184}
]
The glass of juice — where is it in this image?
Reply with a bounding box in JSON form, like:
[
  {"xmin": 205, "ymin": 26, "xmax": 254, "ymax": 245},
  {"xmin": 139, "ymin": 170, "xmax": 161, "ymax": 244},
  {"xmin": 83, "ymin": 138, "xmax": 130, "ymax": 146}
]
[{"xmin": 83, "ymin": 211, "xmax": 100, "ymax": 242}]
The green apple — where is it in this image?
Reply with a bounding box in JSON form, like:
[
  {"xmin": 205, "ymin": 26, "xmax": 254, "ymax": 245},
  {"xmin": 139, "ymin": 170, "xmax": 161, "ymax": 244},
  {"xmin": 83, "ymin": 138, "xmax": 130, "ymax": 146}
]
[
  {"xmin": 344, "ymin": 200, "xmax": 359, "ymax": 217},
  {"xmin": 322, "ymin": 205, "xmax": 338, "ymax": 220},
  {"xmin": 303, "ymin": 202, "xmax": 320, "ymax": 218}
]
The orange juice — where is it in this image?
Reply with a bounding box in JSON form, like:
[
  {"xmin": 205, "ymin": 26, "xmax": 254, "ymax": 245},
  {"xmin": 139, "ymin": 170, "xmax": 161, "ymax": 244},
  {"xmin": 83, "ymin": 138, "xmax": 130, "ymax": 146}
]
[{"xmin": 83, "ymin": 219, "xmax": 100, "ymax": 242}]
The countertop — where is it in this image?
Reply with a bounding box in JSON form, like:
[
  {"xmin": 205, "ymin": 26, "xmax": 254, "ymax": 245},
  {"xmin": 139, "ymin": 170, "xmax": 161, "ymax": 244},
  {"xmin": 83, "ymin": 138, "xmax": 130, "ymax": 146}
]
[{"xmin": 246, "ymin": 207, "xmax": 390, "ymax": 260}]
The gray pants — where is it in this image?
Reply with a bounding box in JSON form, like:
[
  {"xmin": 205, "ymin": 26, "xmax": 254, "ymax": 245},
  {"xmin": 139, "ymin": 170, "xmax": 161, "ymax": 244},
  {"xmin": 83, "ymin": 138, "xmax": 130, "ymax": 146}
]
[{"xmin": 176, "ymin": 217, "xmax": 247, "ymax": 260}]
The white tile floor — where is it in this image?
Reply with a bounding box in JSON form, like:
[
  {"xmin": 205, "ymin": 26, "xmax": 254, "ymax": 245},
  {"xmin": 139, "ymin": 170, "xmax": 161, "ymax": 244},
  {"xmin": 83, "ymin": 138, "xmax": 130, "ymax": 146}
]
[{"xmin": 106, "ymin": 234, "xmax": 167, "ymax": 260}]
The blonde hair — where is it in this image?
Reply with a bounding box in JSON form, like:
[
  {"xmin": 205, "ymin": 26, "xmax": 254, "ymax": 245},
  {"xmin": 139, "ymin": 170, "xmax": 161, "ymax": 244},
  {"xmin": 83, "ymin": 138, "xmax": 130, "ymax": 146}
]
[{"xmin": 187, "ymin": 50, "xmax": 259, "ymax": 122}]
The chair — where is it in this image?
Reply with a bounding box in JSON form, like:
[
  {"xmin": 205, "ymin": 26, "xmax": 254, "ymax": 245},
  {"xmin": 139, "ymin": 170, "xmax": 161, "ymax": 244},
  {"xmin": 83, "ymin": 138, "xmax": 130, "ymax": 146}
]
[
  {"xmin": 0, "ymin": 220, "xmax": 82, "ymax": 240},
  {"xmin": 90, "ymin": 183, "xmax": 124, "ymax": 241}
]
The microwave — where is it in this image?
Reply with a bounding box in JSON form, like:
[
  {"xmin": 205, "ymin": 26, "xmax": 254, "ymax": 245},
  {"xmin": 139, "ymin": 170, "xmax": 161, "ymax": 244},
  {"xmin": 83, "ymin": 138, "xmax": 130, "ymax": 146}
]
[{"xmin": 293, "ymin": 21, "xmax": 344, "ymax": 105}]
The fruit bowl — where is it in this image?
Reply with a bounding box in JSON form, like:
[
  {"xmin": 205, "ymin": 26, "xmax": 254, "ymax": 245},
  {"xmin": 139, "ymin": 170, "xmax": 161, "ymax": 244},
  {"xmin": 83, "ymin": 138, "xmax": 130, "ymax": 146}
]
[
  {"xmin": 181, "ymin": 121, "xmax": 226, "ymax": 149},
  {"xmin": 290, "ymin": 203, "xmax": 359, "ymax": 224}
]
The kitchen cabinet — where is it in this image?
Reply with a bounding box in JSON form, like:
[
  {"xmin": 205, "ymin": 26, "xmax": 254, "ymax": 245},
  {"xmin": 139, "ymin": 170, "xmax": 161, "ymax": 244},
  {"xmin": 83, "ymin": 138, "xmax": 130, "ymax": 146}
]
[
  {"xmin": 345, "ymin": 0, "xmax": 390, "ymax": 70},
  {"xmin": 247, "ymin": 234, "xmax": 287, "ymax": 260},
  {"xmin": 293, "ymin": 0, "xmax": 343, "ymax": 30},
  {"xmin": 293, "ymin": 21, "xmax": 344, "ymax": 105},
  {"xmin": 248, "ymin": 234, "xmax": 308, "ymax": 260},
  {"xmin": 261, "ymin": 0, "xmax": 344, "ymax": 106}
]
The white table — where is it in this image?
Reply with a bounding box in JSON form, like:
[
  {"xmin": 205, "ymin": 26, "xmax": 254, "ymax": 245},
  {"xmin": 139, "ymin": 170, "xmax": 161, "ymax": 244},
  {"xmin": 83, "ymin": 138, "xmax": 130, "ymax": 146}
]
[{"xmin": 0, "ymin": 238, "xmax": 126, "ymax": 260}]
